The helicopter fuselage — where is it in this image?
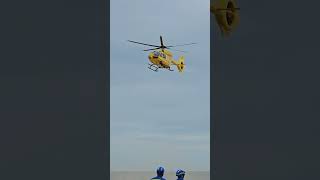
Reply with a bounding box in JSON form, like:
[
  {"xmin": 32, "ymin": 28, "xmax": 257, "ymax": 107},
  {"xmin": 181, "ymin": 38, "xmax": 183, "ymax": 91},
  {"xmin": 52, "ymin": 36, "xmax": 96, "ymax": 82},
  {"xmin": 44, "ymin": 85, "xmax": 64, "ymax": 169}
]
[{"xmin": 148, "ymin": 49, "xmax": 174, "ymax": 69}]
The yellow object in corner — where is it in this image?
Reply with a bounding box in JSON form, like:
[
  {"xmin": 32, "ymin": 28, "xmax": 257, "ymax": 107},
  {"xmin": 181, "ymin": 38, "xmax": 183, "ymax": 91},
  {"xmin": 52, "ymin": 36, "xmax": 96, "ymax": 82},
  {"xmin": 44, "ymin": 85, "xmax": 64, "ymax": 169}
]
[{"xmin": 211, "ymin": 0, "xmax": 240, "ymax": 37}]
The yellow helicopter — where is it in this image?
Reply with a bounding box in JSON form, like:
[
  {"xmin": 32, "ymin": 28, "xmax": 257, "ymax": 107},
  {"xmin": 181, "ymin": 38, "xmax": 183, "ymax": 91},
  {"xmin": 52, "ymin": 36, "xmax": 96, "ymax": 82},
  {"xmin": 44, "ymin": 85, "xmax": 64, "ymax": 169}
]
[
  {"xmin": 128, "ymin": 36, "xmax": 196, "ymax": 73},
  {"xmin": 211, "ymin": 0, "xmax": 240, "ymax": 36}
]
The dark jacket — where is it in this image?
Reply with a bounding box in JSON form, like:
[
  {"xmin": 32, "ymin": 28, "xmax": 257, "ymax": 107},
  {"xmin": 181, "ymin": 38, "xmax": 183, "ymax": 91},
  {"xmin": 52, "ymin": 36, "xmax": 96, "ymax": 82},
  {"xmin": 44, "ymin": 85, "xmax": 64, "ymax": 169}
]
[{"xmin": 151, "ymin": 176, "xmax": 166, "ymax": 180}]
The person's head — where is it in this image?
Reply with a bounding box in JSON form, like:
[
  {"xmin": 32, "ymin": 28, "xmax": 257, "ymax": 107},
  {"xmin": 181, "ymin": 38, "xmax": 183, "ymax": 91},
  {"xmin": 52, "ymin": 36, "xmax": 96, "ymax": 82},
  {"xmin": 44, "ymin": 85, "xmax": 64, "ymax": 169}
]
[
  {"xmin": 176, "ymin": 169, "xmax": 185, "ymax": 179},
  {"xmin": 156, "ymin": 166, "xmax": 165, "ymax": 177}
]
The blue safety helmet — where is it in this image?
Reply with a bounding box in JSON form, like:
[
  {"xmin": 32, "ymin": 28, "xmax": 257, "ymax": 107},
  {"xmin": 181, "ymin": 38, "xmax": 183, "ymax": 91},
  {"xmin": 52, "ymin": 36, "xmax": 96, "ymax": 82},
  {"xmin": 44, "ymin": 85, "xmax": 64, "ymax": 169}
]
[
  {"xmin": 176, "ymin": 169, "xmax": 185, "ymax": 178},
  {"xmin": 157, "ymin": 166, "xmax": 165, "ymax": 177}
]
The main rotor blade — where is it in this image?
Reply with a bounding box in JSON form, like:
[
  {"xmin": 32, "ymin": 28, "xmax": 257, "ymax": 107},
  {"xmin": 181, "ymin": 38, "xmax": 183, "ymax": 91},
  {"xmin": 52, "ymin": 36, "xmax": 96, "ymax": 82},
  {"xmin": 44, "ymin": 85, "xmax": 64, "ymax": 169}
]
[
  {"xmin": 160, "ymin": 36, "xmax": 164, "ymax": 47},
  {"xmin": 168, "ymin": 48, "xmax": 187, "ymax": 53},
  {"xmin": 127, "ymin": 40, "xmax": 160, "ymax": 47},
  {"xmin": 167, "ymin": 43, "xmax": 197, "ymax": 47},
  {"xmin": 143, "ymin": 47, "xmax": 161, "ymax": 51}
]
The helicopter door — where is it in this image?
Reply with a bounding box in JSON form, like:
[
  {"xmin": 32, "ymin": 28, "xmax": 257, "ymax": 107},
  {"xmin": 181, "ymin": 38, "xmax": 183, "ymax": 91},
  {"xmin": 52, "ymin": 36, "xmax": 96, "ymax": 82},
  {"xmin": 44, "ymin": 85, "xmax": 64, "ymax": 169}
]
[
  {"xmin": 160, "ymin": 53, "xmax": 166, "ymax": 59},
  {"xmin": 153, "ymin": 51, "xmax": 159, "ymax": 57}
]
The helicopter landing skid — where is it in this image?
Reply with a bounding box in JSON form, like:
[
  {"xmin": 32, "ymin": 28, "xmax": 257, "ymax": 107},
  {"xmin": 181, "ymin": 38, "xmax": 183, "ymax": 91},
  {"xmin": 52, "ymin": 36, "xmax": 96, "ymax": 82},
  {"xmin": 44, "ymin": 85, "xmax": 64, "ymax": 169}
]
[
  {"xmin": 148, "ymin": 64, "xmax": 174, "ymax": 72},
  {"xmin": 148, "ymin": 64, "xmax": 159, "ymax": 72},
  {"xmin": 167, "ymin": 67, "xmax": 174, "ymax": 72}
]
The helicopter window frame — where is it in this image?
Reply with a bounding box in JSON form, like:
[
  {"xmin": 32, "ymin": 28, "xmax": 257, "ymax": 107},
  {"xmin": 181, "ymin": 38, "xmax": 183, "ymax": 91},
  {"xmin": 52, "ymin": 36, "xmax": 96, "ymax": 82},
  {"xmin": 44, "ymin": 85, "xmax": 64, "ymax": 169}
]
[
  {"xmin": 160, "ymin": 53, "xmax": 166, "ymax": 59},
  {"xmin": 153, "ymin": 51, "xmax": 160, "ymax": 57}
]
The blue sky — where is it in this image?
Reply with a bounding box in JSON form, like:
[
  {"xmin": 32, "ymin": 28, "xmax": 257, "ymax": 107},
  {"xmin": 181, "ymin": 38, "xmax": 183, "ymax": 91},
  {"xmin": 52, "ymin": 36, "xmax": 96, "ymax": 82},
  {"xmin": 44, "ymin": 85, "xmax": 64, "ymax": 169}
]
[{"xmin": 110, "ymin": 0, "xmax": 210, "ymax": 172}]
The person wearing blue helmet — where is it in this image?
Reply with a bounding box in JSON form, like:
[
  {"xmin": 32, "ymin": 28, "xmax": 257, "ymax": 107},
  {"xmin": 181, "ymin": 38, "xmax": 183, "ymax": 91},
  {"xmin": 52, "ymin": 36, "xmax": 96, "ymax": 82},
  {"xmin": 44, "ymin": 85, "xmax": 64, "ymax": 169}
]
[
  {"xmin": 151, "ymin": 166, "xmax": 166, "ymax": 180},
  {"xmin": 176, "ymin": 169, "xmax": 186, "ymax": 180}
]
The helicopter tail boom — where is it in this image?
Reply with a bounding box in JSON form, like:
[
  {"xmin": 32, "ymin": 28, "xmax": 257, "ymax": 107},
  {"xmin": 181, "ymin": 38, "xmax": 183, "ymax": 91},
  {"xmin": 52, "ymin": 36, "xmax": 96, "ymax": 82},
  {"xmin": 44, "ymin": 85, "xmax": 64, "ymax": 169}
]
[{"xmin": 172, "ymin": 56, "xmax": 185, "ymax": 73}]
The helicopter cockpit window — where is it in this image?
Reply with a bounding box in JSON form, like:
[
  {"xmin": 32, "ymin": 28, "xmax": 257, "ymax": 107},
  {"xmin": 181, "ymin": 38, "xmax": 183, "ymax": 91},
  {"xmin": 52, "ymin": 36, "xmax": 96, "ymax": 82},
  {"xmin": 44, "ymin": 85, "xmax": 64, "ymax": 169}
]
[
  {"xmin": 153, "ymin": 51, "xmax": 160, "ymax": 57},
  {"xmin": 163, "ymin": 54, "xmax": 166, "ymax": 59},
  {"xmin": 159, "ymin": 53, "xmax": 166, "ymax": 59}
]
